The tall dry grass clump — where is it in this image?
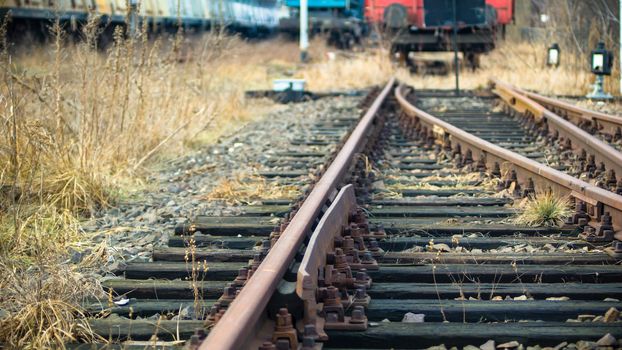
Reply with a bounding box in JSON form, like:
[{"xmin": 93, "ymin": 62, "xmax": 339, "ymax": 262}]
[
  {"xmin": 514, "ymin": 192, "xmax": 573, "ymax": 227},
  {"xmin": 300, "ymin": 48, "xmax": 394, "ymax": 91},
  {"xmin": 0, "ymin": 14, "xmax": 272, "ymax": 348}
]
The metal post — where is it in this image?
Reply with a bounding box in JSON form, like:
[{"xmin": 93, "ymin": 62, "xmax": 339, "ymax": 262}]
[
  {"xmin": 129, "ymin": 0, "xmax": 138, "ymax": 38},
  {"xmin": 300, "ymin": 0, "xmax": 309, "ymax": 62},
  {"xmin": 452, "ymin": 0, "xmax": 460, "ymax": 96}
]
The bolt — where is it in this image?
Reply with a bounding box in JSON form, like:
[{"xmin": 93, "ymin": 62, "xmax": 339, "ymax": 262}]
[
  {"xmin": 523, "ymin": 178, "xmax": 535, "ymax": 197},
  {"xmin": 334, "ymin": 248, "xmax": 349, "ymax": 270},
  {"xmin": 463, "ymin": 149, "xmax": 473, "ymax": 165},
  {"xmin": 326, "ymin": 312, "xmax": 339, "ymax": 323},
  {"xmin": 275, "ymin": 339, "xmax": 290, "ymax": 350},
  {"xmin": 303, "ymin": 324, "xmax": 318, "ymax": 338},
  {"xmin": 301, "ymin": 336, "xmax": 316, "ymax": 349},
  {"xmin": 215, "ymin": 309, "xmax": 226, "ymax": 322},
  {"xmin": 275, "ymin": 308, "xmax": 293, "ymax": 331},
  {"xmin": 195, "ymin": 328, "xmax": 206, "ymax": 339},
  {"xmin": 189, "ymin": 334, "xmax": 201, "ymax": 346},
  {"xmin": 350, "ymin": 306, "xmax": 366, "ymax": 324},
  {"xmin": 262, "ymin": 239, "xmax": 272, "ymax": 252},
  {"xmin": 355, "ymin": 287, "xmax": 367, "ymax": 300},
  {"xmin": 234, "ymin": 267, "xmax": 248, "ymax": 286},
  {"xmin": 361, "ymin": 251, "xmax": 375, "ymax": 264},
  {"xmin": 601, "ymin": 212, "xmax": 612, "ymax": 226},
  {"xmin": 476, "ymin": 155, "xmax": 486, "ymax": 173},
  {"xmin": 368, "ymin": 238, "xmax": 380, "ymax": 252},
  {"xmin": 606, "ymin": 170, "xmax": 617, "ymax": 187}
]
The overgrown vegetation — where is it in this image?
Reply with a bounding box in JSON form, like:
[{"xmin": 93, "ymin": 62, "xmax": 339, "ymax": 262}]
[
  {"xmin": 514, "ymin": 191, "xmax": 573, "ymax": 227},
  {"xmin": 0, "ymin": 12, "xmax": 394, "ymax": 347},
  {"xmin": 2, "ymin": 3, "xmax": 615, "ymax": 347}
]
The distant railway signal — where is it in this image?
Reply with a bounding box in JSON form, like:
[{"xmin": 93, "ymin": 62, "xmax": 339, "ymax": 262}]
[
  {"xmin": 587, "ymin": 42, "xmax": 614, "ymax": 100},
  {"xmin": 546, "ymin": 43, "xmax": 560, "ymax": 67}
]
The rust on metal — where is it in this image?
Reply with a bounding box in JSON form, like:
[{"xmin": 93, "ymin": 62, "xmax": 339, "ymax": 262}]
[
  {"xmin": 199, "ymin": 78, "xmax": 395, "ymax": 350},
  {"xmin": 296, "ymin": 185, "xmax": 368, "ymax": 340},
  {"xmin": 395, "ymin": 84, "xmax": 622, "ymax": 243},
  {"xmin": 519, "ymin": 88, "xmax": 622, "ymax": 140},
  {"xmin": 491, "ymin": 79, "xmax": 622, "ymax": 178}
]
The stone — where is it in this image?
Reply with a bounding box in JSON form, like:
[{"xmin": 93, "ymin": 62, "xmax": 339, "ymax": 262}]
[
  {"xmin": 480, "ymin": 340, "xmax": 495, "ymax": 350},
  {"xmin": 603, "ymin": 298, "xmax": 619, "ymax": 302},
  {"xmin": 603, "ymin": 307, "xmax": 619, "ymax": 322},
  {"xmin": 127, "ymin": 208, "xmax": 142, "ymax": 218},
  {"xmin": 491, "ymin": 296, "xmax": 503, "ymax": 301},
  {"xmin": 142, "ymin": 211, "xmax": 158, "ymax": 225},
  {"xmin": 380, "ymin": 318, "xmax": 391, "ymax": 323},
  {"xmin": 432, "ymin": 243, "xmax": 451, "ymax": 252},
  {"xmin": 577, "ymin": 314, "xmax": 596, "ymax": 322},
  {"xmin": 576, "ymin": 341, "xmax": 597, "ymax": 350},
  {"xmin": 402, "ymin": 312, "xmax": 425, "ymax": 323},
  {"xmin": 167, "ymin": 184, "xmax": 182, "ymax": 193},
  {"xmin": 427, "ymin": 345, "xmax": 447, "ymax": 350},
  {"xmin": 497, "ymin": 341, "xmax": 519, "ymax": 349},
  {"xmin": 596, "ymin": 334, "xmax": 616, "ymax": 347},
  {"xmin": 546, "ymin": 296, "xmax": 569, "ymax": 301},
  {"xmin": 592, "ymin": 316, "xmax": 604, "ymax": 322},
  {"xmin": 553, "ymin": 342, "xmax": 567, "ymax": 350},
  {"xmin": 372, "ymin": 180, "xmax": 386, "ymax": 190},
  {"xmin": 464, "ymin": 346, "xmax": 480, "ymax": 350},
  {"xmin": 513, "ymin": 295, "xmax": 528, "ymax": 301}
]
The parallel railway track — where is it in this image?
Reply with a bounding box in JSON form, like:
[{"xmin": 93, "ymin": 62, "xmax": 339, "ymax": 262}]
[{"xmin": 78, "ymin": 79, "xmax": 622, "ymax": 349}]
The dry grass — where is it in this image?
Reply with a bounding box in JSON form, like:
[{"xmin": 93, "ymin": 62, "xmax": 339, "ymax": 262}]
[
  {"xmin": 300, "ymin": 49, "xmax": 394, "ymax": 91},
  {"xmin": 0, "ymin": 17, "xmax": 396, "ymax": 347},
  {"xmin": 205, "ymin": 173, "xmax": 301, "ymax": 205},
  {"xmin": 1, "ymin": 11, "xmax": 608, "ymax": 348},
  {"xmin": 0, "ymin": 205, "xmax": 105, "ymax": 349},
  {"xmin": 514, "ymin": 192, "xmax": 573, "ymax": 227}
]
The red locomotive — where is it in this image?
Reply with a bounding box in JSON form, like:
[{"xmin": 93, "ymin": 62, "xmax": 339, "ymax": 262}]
[{"xmin": 365, "ymin": 0, "xmax": 514, "ymax": 67}]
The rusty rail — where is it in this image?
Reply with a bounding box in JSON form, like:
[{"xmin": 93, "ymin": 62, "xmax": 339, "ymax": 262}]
[
  {"xmin": 297, "ymin": 184, "xmax": 370, "ymax": 342},
  {"xmin": 491, "ymin": 79, "xmax": 622, "ymax": 179},
  {"xmin": 395, "ymin": 84, "xmax": 622, "ymax": 244},
  {"xmin": 199, "ymin": 78, "xmax": 395, "ymax": 350},
  {"xmin": 517, "ymin": 88, "xmax": 622, "ymax": 141}
]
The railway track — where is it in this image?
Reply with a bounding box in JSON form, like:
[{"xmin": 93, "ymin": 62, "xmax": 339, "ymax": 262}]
[
  {"xmin": 77, "ymin": 79, "xmax": 622, "ymax": 349},
  {"xmin": 78, "ymin": 95, "xmax": 372, "ymax": 348}
]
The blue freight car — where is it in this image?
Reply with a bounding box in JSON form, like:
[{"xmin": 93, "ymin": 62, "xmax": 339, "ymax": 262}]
[
  {"xmin": 1, "ymin": 0, "xmax": 284, "ymax": 43},
  {"xmin": 280, "ymin": 0, "xmax": 364, "ymax": 48}
]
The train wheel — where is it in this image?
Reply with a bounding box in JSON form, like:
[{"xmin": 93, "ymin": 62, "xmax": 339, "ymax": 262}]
[{"xmin": 465, "ymin": 52, "xmax": 481, "ymax": 71}]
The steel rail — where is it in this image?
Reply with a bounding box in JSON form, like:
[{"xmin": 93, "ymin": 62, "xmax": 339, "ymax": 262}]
[
  {"xmin": 490, "ymin": 79, "xmax": 622, "ymax": 179},
  {"xmin": 395, "ymin": 84, "xmax": 622, "ymax": 239},
  {"xmin": 199, "ymin": 78, "xmax": 395, "ymax": 350},
  {"xmin": 519, "ymin": 88, "xmax": 622, "ymax": 138}
]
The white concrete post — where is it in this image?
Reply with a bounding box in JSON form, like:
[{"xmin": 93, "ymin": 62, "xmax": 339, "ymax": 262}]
[{"xmin": 300, "ymin": 0, "xmax": 309, "ymax": 62}]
